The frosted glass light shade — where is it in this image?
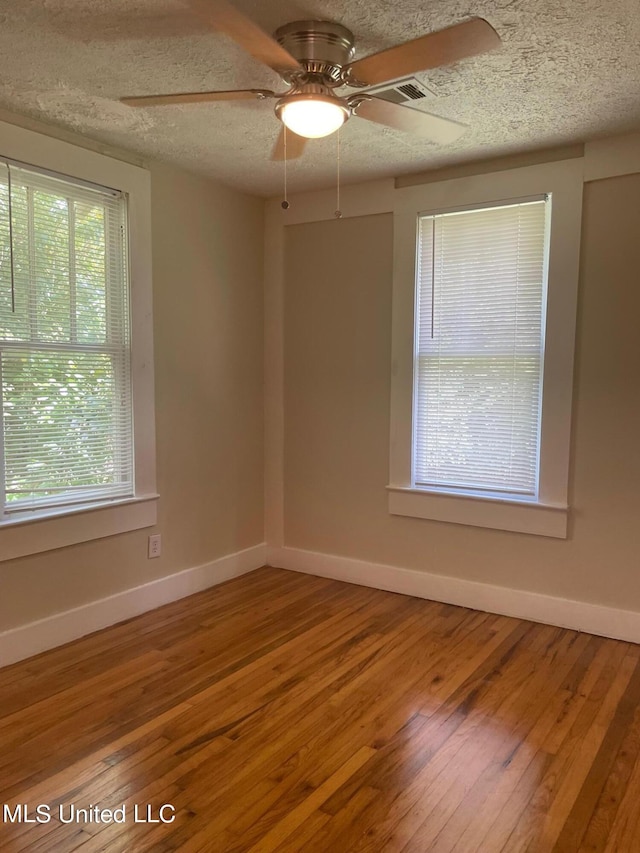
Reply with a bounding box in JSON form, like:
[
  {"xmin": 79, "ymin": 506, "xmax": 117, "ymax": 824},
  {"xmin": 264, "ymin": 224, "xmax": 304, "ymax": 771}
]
[{"xmin": 279, "ymin": 97, "xmax": 348, "ymax": 139}]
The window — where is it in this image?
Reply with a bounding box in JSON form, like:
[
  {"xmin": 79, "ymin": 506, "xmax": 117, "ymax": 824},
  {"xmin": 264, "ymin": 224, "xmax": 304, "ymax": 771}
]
[
  {"xmin": 0, "ymin": 161, "xmax": 133, "ymax": 515},
  {"xmin": 414, "ymin": 198, "xmax": 549, "ymax": 499},
  {"xmin": 389, "ymin": 160, "xmax": 583, "ymax": 537},
  {"xmin": 0, "ymin": 120, "xmax": 156, "ymax": 561}
]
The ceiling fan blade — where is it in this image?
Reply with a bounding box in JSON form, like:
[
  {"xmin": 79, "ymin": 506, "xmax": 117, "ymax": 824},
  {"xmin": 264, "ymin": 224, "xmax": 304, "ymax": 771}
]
[
  {"xmin": 345, "ymin": 18, "xmax": 500, "ymax": 86},
  {"xmin": 182, "ymin": 0, "xmax": 302, "ymax": 74},
  {"xmin": 353, "ymin": 97, "xmax": 466, "ymax": 144},
  {"xmin": 271, "ymin": 128, "xmax": 307, "ymax": 161},
  {"xmin": 121, "ymin": 89, "xmax": 276, "ymax": 107}
]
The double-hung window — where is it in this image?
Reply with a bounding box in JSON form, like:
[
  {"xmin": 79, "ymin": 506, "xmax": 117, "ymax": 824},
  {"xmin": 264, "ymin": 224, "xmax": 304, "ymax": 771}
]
[
  {"xmin": 0, "ymin": 119, "xmax": 156, "ymax": 562},
  {"xmin": 389, "ymin": 160, "xmax": 583, "ymax": 538},
  {"xmin": 0, "ymin": 161, "xmax": 133, "ymax": 515},
  {"xmin": 414, "ymin": 198, "xmax": 549, "ymax": 498}
]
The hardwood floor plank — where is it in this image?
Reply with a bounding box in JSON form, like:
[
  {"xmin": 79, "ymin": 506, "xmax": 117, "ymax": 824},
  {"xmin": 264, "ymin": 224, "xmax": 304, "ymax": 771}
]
[
  {"xmin": 53, "ymin": 590, "xmax": 422, "ymax": 851},
  {"xmin": 1, "ymin": 567, "xmax": 640, "ymax": 852},
  {"xmin": 496, "ymin": 643, "xmax": 635, "ymax": 852},
  {"xmin": 601, "ymin": 736, "xmax": 640, "ymax": 853},
  {"xmin": 576, "ymin": 704, "xmax": 640, "ymax": 851},
  {"xmin": 465, "ymin": 638, "xmax": 620, "ymax": 853},
  {"xmin": 552, "ymin": 655, "xmax": 640, "ymax": 851},
  {"xmin": 402, "ymin": 634, "xmax": 594, "ymax": 852},
  {"xmin": 245, "ymin": 746, "xmax": 376, "ymax": 853}
]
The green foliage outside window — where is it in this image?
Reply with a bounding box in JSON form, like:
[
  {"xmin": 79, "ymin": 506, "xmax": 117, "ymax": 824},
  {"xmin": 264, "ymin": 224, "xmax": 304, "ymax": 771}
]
[{"xmin": 0, "ymin": 173, "xmax": 130, "ymax": 508}]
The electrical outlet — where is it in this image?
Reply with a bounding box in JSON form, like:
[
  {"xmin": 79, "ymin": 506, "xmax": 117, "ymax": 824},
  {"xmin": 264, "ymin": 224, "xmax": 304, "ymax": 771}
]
[{"xmin": 148, "ymin": 534, "xmax": 161, "ymax": 559}]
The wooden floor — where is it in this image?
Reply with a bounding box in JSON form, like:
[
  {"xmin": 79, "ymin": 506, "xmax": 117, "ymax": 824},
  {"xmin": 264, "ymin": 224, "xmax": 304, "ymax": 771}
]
[{"xmin": 1, "ymin": 569, "xmax": 640, "ymax": 852}]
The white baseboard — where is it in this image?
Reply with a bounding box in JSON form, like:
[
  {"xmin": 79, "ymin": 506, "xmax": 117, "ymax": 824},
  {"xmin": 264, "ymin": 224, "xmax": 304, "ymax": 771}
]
[
  {"xmin": 5, "ymin": 541, "xmax": 638, "ymax": 668},
  {"xmin": 268, "ymin": 546, "xmax": 640, "ymax": 645},
  {"xmin": 0, "ymin": 542, "xmax": 266, "ymax": 668}
]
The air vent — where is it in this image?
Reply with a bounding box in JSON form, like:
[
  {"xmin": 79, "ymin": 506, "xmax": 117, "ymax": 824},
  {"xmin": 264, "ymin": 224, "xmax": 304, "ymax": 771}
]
[
  {"xmin": 398, "ymin": 82, "xmax": 425, "ymax": 100},
  {"xmin": 364, "ymin": 76, "xmax": 436, "ymax": 105}
]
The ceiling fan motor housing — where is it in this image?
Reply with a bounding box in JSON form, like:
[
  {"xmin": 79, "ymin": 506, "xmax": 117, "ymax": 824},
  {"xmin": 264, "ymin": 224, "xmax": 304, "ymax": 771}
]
[{"xmin": 274, "ymin": 20, "xmax": 356, "ymax": 82}]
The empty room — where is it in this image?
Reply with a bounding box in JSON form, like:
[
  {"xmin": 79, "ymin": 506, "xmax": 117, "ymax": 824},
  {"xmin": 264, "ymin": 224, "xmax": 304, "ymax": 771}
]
[{"xmin": 0, "ymin": 0, "xmax": 639, "ymax": 850}]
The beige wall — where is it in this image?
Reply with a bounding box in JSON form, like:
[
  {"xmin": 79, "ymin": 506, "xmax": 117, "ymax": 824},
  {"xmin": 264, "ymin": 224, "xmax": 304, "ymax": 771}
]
[
  {"xmin": 0, "ymin": 160, "xmax": 264, "ymax": 630},
  {"xmin": 283, "ymin": 174, "xmax": 640, "ymax": 611}
]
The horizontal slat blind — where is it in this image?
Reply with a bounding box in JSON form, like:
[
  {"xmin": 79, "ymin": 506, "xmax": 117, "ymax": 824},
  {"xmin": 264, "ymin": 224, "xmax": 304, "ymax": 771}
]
[
  {"xmin": 414, "ymin": 199, "xmax": 549, "ymax": 495},
  {"xmin": 0, "ymin": 161, "xmax": 132, "ymax": 512}
]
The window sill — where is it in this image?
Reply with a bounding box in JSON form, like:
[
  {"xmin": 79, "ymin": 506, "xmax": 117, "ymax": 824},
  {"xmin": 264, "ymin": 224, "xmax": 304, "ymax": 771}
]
[
  {"xmin": 0, "ymin": 494, "xmax": 159, "ymax": 561},
  {"xmin": 387, "ymin": 486, "xmax": 568, "ymax": 538}
]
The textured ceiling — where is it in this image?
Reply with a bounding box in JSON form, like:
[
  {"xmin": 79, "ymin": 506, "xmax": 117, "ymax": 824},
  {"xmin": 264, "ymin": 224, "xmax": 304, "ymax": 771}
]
[{"xmin": 0, "ymin": 0, "xmax": 638, "ymax": 197}]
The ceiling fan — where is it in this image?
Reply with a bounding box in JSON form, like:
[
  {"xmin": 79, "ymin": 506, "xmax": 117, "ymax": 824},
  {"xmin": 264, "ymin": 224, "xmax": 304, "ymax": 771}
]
[{"xmin": 121, "ymin": 0, "xmax": 501, "ymax": 160}]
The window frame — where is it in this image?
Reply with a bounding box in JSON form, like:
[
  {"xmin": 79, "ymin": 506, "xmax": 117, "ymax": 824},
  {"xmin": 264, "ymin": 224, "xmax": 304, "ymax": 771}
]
[
  {"xmin": 0, "ymin": 120, "xmax": 157, "ymax": 561},
  {"xmin": 388, "ymin": 159, "xmax": 584, "ymax": 538}
]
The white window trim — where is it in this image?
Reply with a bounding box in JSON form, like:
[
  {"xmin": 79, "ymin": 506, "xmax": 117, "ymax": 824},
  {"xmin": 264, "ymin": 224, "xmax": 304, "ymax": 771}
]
[
  {"xmin": 389, "ymin": 159, "xmax": 584, "ymax": 538},
  {"xmin": 0, "ymin": 120, "xmax": 157, "ymax": 561}
]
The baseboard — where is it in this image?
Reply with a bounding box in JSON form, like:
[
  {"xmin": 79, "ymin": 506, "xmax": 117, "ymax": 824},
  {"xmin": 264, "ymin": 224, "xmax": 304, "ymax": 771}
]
[
  {"xmin": 268, "ymin": 545, "xmax": 640, "ymax": 645},
  {"xmin": 6, "ymin": 541, "xmax": 638, "ymax": 668},
  {"xmin": 0, "ymin": 542, "xmax": 266, "ymax": 667}
]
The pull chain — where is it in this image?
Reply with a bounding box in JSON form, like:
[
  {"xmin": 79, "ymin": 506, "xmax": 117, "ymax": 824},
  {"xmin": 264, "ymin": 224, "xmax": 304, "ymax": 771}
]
[
  {"xmin": 334, "ymin": 127, "xmax": 342, "ymax": 219},
  {"xmin": 7, "ymin": 164, "xmax": 15, "ymax": 312},
  {"xmin": 281, "ymin": 126, "xmax": 289, "ymax": 211}
]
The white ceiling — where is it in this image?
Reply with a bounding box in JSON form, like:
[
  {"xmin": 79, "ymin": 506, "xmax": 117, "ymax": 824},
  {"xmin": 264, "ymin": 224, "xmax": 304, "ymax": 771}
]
[{"xmin": 0, "ymin": 0, "xmax": 638, "ymax": 197}]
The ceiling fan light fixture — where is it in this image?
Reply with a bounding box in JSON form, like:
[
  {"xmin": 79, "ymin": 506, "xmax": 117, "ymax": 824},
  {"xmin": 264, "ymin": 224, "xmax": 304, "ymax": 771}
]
[{"xmin": 276, "ymin": 94, "xmax": 349, "ymax": 139}]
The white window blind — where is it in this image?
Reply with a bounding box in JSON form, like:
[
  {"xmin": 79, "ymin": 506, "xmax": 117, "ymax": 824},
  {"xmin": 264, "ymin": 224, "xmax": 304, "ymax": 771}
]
[
  {"xmin": 414, "ymin": 198, "xmax": 549, "ymax": 497},
  {"xmin": 0, "ymin": 160, "xmax": 133, "ymax": 514}
]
